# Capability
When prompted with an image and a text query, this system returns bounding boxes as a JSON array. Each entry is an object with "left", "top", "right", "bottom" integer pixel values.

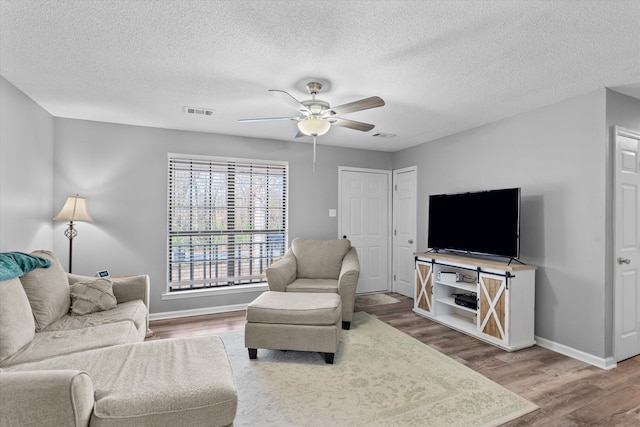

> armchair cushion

[
  {"left": 0, "top": 278, "right": 35, "bottom": 363},
  {"left": 70, "top": 278, "right": 117, "bottom": 316},
  {"left": 291, "top": 238, "right": 351, "bottom": 279},
  {"left": 20, "top": 250, "right": 70, "bottom": 332}
]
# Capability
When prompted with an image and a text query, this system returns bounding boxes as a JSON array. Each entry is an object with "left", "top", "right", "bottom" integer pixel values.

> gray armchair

[{"left": 265, "top": 237, "right": 360, "bottom": 329}]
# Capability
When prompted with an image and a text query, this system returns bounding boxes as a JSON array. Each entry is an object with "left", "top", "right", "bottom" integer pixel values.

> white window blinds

[{"left": 168, "top": 154, "right": 287, "bottom": 292}]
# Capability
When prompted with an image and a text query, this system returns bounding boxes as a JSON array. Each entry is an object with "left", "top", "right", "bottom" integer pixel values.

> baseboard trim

[
  {"left": 534, "top": 335, "right": 617, "bottom": 370},
  {"left": 149, "top": 303, "right": 248, "bottom": 321}
]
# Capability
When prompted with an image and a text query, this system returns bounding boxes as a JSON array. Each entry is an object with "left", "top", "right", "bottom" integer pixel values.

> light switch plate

[{"left": 329, "top": 209, "right": 336, "bottom": 217}]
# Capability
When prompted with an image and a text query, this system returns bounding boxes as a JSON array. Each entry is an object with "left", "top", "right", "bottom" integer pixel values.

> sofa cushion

[
  {"left": 70, "top": 277, "right": 117, "bottom": 316},
  {"left": 291, "top": 238, "right": 351, "bottom": 279},
  {"left": 0, "top": 321, "right": 140, "bottom": 368},
  {"left": 46, "top": 300, "right": 147, "bottom": 334},
  {"left": 0, "top": 278, "right": 35, "bottom": 363},
  {"left": 19, "top": 250, "right": 71, "bottom": 332}
]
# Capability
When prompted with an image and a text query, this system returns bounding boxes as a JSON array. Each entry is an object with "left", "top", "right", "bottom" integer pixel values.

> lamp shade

[
  {"left": 53, "top": 196, "right": 94, "bottom": 222},
  {"left": 297, "top": 117, "right": 331, "bottom": 136}
]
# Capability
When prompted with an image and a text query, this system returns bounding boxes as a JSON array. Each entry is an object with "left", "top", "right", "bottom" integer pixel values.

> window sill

[{"left": 162, "top": 282, "right": 269, "bottom": 300}]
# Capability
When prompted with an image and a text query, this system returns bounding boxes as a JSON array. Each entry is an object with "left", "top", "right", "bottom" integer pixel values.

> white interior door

[
  {"left": 614, "top": 126, "right": 640, "bottom": 362},
  {"left": 392, "top": 167, "right": 417, "bottom": 297},
  {"left": 339, "top": 167, "right": 391, "bottom": 294}
]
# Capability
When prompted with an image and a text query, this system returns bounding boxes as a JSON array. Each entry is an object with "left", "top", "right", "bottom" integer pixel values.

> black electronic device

[
  {"left": 453, "top": 293, "right": 477, "bottom": 310},
  {"left": 427, "top": 187, "right": 521, "bottom": 259}
]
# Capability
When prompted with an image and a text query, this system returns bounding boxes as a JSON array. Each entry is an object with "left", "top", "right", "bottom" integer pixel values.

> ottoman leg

[
  {"left": 325, "top": 353, "right": 335, "bottom": 364},
  {"left": 248, "top": 348, "right": 257, "bottom": 359}
]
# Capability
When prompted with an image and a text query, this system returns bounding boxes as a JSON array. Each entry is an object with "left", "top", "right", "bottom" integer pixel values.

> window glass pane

[{"left": 168, "top": 155, "right": 287, "bottom": 292}]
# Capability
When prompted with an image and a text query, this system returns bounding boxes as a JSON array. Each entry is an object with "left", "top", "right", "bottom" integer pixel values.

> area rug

[
  {"left": 354, "top": 293, "right": 400, "bottom": 307},
  {"left": 218, "top": 312, "right": 537, "bottom": 427}
]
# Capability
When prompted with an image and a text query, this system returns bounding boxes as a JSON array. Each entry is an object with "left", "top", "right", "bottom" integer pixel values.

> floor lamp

[{"left": 53, "top": 195, "right": 94, "bottom": 273}]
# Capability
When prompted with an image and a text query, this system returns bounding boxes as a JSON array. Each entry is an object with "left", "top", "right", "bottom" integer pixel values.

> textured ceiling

[{"left": 1, "top": 0, "right": 639, "bottom": 152}]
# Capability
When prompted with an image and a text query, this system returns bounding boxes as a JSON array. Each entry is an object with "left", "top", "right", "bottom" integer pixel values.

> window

[{"left": 167, "top": 154, "right": 287, "bottom": 292}]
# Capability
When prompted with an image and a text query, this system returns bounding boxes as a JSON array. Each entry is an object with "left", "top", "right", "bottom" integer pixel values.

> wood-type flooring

[{"left": 149, "top": 292, "right": 640, "bottom": 426}]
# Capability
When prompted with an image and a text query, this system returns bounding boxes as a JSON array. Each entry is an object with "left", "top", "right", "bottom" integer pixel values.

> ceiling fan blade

[
  {"left": 269, "top": 89, "right": 310, "bottom": 113},
  {"left": 238, "top": 116, "right": 299, "bottom": 123},
  {"left": 329, "top": 118, "right": 375, "bottom": 132},
  {"left": 326, "top": 96, "right": 385, "bottom": 116}
]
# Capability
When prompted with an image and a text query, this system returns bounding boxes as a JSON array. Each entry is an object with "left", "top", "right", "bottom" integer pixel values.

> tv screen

[{"left": 427, "top": 187, "right": 521, "bottom": 258}]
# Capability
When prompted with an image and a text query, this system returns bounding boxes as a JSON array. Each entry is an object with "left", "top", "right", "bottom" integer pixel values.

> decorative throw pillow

[{"left": 70, "top": 278, "right": 118, "bottom": 316}]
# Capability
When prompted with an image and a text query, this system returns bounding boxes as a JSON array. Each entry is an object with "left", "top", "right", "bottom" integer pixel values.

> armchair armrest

[
  {"left": 338, "top": 247, "right": 360, "bottom": 323},
  {"left": 265, "top": 250, "right": 297, "bottom": 292},
  {"left": 0, "top": 370, "right": 94, "bottom": 426}
]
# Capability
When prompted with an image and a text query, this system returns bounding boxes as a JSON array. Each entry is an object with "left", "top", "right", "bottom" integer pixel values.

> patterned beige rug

[
  {"left": 219, "top": 312, "right": 537, "bottom": 427},
  {"left": 354, "top": 293, "right": 400, "bottom": 307}
]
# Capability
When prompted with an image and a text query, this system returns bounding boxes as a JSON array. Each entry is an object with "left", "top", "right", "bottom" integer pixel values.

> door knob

[
  {"left": 408, "top": 239, "right": 414, "bottom": 244},
  {"left": 618, "top": 257, "right": 631, "bottom": 265}
]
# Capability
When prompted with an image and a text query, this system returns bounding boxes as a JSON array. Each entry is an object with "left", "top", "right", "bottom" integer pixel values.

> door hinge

[{"left": 394, "top": 184, "right": 398, "bottom": 191}]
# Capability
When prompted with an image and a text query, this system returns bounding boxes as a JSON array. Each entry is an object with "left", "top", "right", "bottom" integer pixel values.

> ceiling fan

[{"left": 239, "top": 81, "right": 385, "bottom": 137}]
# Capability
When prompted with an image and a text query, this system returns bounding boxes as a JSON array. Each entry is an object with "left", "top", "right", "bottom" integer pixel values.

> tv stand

[{"left": 414, "top": 252, "right": 537, "bottom": 351}]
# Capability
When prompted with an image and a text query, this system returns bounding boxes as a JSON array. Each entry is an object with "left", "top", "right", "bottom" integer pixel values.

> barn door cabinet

[{"left": 414, "top": 252, "right": 537, "bottom": 351}]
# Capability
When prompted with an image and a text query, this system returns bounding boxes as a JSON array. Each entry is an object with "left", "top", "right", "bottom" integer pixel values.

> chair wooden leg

[
  {"left": 325, "top": 353, "right": 335, "bottom": 364},
  {"left": 248, "top": 348, "right": 257, "bottom": 359},
  {"left": 342, "top": 321, "right": 351, "bottom": 330}
]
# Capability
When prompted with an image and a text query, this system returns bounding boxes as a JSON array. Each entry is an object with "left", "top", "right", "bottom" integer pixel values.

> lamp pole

[{"left": 64, "top": 220, "right": 78, "bottom": 273}]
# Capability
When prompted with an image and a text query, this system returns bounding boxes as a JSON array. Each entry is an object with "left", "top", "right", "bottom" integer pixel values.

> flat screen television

[{"left": 427, "top": 187, "right": 521, "bottom": 259}]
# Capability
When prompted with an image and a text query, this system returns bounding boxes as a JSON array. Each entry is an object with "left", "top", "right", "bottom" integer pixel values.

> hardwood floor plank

[{"left": 148, "top": 292, "right": 640, "bottom": 426}]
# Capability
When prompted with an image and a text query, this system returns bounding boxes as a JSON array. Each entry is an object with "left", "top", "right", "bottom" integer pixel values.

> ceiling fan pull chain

[{"left": 313, "top": 135, "right": 317, "bottom": 173}]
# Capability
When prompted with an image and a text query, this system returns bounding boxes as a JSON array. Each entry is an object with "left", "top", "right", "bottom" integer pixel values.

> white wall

[
  {"left": 53, "top": 118, "right": 392, "bottom": 315},
  {"left": 392, "top": 89, "right": 610, "bottom": 359},
  {"left": 0, "top": 76, "right": 54, "bottom": 251}
]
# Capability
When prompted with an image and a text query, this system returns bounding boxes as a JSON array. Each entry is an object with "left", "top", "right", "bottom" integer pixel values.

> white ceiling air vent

[
  {"left": 372, "top": 132, "right": 396, "bottom": 138},
  {"left": 184, "top": 106, "right": 214, "bottom": 116}
]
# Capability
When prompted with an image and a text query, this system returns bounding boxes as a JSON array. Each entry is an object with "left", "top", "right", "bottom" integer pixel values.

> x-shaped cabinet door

[
  {"left": 478, "top": 273, "right": 510, "bottom": 343},
  {"left": 415, "top": 261, "right": 433, "bottom": 314}
]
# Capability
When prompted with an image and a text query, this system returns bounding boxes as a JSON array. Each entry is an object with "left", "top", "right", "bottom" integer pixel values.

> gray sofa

[
  {"left": 265, "top": 238, "right": 360, "bottom": 329},
  {"left": 0, "top": 250, "right": 237, "bottom": 427}
]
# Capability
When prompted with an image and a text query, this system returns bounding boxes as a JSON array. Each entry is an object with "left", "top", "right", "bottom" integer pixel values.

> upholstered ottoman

[{"left": 245, "top": 291, "right": 342, "bottom": 364}]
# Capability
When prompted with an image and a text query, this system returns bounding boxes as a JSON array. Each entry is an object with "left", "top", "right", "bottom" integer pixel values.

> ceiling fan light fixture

[{"left": 297, "top": 117, "right": 331, "bottom": 136}]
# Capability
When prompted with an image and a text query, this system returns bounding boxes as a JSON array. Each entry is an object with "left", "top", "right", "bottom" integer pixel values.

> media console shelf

[{"left": 414, "top": 252, "right": 537, "bottom": 351}]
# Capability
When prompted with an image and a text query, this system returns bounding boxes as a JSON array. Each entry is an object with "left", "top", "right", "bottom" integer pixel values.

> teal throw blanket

[{"left": 0, "top": 252, "right": 51, "bottom": 281}]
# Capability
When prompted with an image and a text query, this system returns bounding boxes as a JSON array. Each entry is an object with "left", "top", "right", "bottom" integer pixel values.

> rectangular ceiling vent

[
  {"left": 184, "top": 106, "right": 214, "bottom": 116},
  {"left": 372, "top": 132, "right": 396, "bottom": 139}
]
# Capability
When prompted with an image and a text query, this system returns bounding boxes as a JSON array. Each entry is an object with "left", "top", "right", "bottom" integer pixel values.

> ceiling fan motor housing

[{"left": 306, "top": 81, "right": 323, "bottom": 95}]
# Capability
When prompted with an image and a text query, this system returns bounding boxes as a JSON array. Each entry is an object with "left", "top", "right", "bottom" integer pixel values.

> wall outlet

[{"left": 329, "top": 209, "right": 337, "bottom": 217}]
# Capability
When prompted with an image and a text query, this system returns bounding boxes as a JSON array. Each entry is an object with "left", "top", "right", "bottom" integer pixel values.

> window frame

[{"left": 165, "top": 153, "right": 288, "bottom": 296}]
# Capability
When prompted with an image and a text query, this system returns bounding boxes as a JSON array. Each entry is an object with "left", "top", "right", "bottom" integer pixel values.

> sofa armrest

[
  {"left": 0, "top": 370, "right": 94, "bottom": 427},
  {"left": 265, "top": 251, "right": 297, "bottom": 292},
  {"left": 338, "top": 247, "right": 360, "bottom": 323}
]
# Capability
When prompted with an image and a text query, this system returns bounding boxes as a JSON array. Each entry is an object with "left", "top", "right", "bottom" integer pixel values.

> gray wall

[
  {"left": 52, "top": 118, "right": 392, "bottom": 315},
  {"left": 392, "top": 89, "right": 610, "bottom": 358},
  {"left": 0, "top": 76, "right": 54, "bottom": 251}
]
